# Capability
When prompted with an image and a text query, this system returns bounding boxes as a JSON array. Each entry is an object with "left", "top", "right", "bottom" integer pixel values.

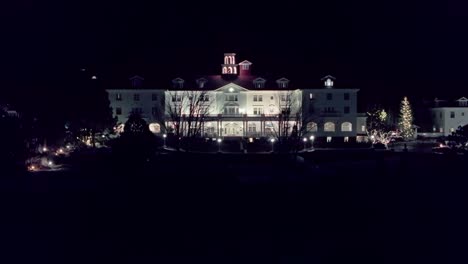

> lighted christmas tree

[{"left": 399, "top": 96, "right": 414, "bottom": 140}]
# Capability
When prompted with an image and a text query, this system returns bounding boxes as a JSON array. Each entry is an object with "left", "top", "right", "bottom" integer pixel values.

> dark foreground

[{"left": 1, "top": 151, "right": 468, "bottom": 263}]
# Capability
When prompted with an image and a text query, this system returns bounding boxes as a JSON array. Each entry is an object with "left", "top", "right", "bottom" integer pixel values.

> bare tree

[
  {"left": 165, "top": 90, "right": 213, "bottom": 149},
  {"left": 267, "top": 90, "right": 304, "bottom": 152}
]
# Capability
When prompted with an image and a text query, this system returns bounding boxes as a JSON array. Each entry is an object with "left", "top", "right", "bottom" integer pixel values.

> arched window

[
  {"left": 224, "top": 57, "right": 229, "bottom": 64},
  {"left": 341, "top": 122, "right": 352, "bottom": 132},
  {"left": 307, "top": 122, "right": 317, "bottom": 132},
  {"left": 233, "top": 67, "right": 237, "bottom": 74},
  {"left": 324, "top": 122, "right": 335, "bottom": 132},
  {"left": 149, "top": 123, "right": 161, "bottom": 133},
  {"left": 222, "top": 67, "right": 227, "bottom": 74},
  {"left": 228, "top": 67, "right": 233, "bottom": 74}
]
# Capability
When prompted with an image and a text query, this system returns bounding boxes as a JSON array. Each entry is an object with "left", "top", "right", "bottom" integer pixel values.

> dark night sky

[{"left": 2, "top": 0, "right": 468, "bottom": 112}]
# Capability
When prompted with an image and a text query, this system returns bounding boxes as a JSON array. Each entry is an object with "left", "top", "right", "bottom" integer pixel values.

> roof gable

[{"left": 214, "top": 82, "right": 249, "bottom": 92}]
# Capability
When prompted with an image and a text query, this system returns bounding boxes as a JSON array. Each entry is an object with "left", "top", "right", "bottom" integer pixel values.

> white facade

[
  {"left": 106, "top": 54, "right": 365, "bottom": 142},
  {"left": 431, "top": 106, "right": 468, "bottom": 136}
]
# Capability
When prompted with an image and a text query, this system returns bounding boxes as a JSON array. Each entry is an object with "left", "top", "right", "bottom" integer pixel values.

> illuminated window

[
  {"left": 440, "top": 127, "right": 443, "bottom": 132},
  {"left": 451, "top": 128, "right": 455, "bottom": 132},
  {"left": 341, "top": 122, "right": 352, "bottom": 132},
  {"left": 226, "top": 95, "right": 238, "bottom": 101},
  {"left": 116, "top": 93, "right": 122, "bottom": 101},
  {"left": 133, "top": 94, "right": 140, "bottom": 101},
  {"left": 253, "top": 107, "right": 263, "bottom": 115},
  {"left": 309, "top": 93, "right": 314, "bottom": 100},
  {"left": 116, "top": 107, "right": 122, "bottom": 115},
  {"left": 224, "top": 106, "right": 239, "bottom": 115},
  {"left": 344, "top": 137, "right": 349, "bottom": 142},
  {"left": 361, "top": 125, "right": 366, "bottom": 132},
  {"left": 327, "top": 137, "right": 332, "bottom": 143},
  {"left": 149, "top": 123, "right": 161, "bottom": 133},
  {"left": 324, "top": 122, "right": 335, "bottom": 132},
  {"left": 281, "top": 94, "right": 290, "bottom": 102},
  {"left": 248, "top": 123, "right": 257, "bottom": 132},
  {"left": 307, "top": 122, "right": 317, "bottom": 132}
]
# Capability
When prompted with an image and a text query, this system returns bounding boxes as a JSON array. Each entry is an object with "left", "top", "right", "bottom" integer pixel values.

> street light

[
  {"left": 163, "top": 134, "right": 167, "bottom": 148},
  {"left": 309, "top": 135, "right": 315, "bottom": 149},
  {"left": 270, "top": 138, "right": 275, "bottom": 152},
  {"left": 217, "top": 138, "right": 222, "bottom": 152},
  {"left": 303, "top": 137, "right": 307, "bottom": 150}
]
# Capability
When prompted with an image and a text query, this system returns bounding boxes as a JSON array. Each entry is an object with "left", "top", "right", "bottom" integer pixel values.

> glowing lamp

[
  {"left": 229, "top": 87, "right": 234, "bottom": 92},
  {"left": 163, "top": 134, "right": 167, "bottom": 138},
  {"left": 270, "top": 138, "right": 275, "bottom": 143},
  {"left": 42, "top": 147, "right": 48, "bottom": 152},
  {"left": 310, "top": 135, "right": 315, "bottom": 140},
  {"left": 303, "top": 138, "right": 307, "bottom": 142},
  {"left": 217, "top": 138, "right": 222, "bottom": 143}
]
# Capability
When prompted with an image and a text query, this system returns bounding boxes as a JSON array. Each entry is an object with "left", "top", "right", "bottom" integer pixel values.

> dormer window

[
  {"left": 456, "top": 97, "right": 468, "bottom": 107},
  {"left": 130, "top": 75, "right": 144, "bottom": 88},
  {"left": 253, "top": 77, "right": 266, "bottom": 89},
  {"left": 321, "top": 75, "right": 336, "bottom": 88},
  {"left": 172, "top": 78, "right": 184, "bottom": 89},
  {"left": 196, "top": 78, "right": 207, "bottom": 89},
  {"left": 276, "top": 78, "right": 290, "bottom": 89}
]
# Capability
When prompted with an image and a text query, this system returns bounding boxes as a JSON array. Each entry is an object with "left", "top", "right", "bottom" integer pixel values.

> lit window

[
  {"left": 327, "top": 137, "right": 332, "bottom": 143},
  {"left": 440, "top": 127, "right": 444, "bottom": 132},
  {"left": 248, "top": 123, "right": 257, "bottom": 132},
  {"left": 451, "top": 128, "right": 455, "bottom": 132},
  {"left": 253, "top": 107, "right": 263, "bottom": 115},
  {"left": 116, "top": 93, "right": 122, "bottom": 101},
  {"left": 361, "top": 125, "right": 366, "bottom": 132},
  {"left": 324, "top": 122, "right": 335, "bottom": 132},
  {"left": 116, "top": 107, "right": 122, "bottom": 115},
  {"left": 134, "top": 94, "right": 140, "bottom": 101},
  {"left": 149, "top": 123, "right": 161, "bottom": 133},
  {"left": 341, "top": 122, "right": 352, "bottom": 132},
  {"left": 309, "top": 93, "right": 314, "bottom": 100},
  {"left": 344, "top": 137, "right": 349, "bottom": 142},
  {"left": 226, "top": 95, "right": 238, "bottom": 101},
  {"left": 307, "top": 122, "right": 318, "bottom": 132}
]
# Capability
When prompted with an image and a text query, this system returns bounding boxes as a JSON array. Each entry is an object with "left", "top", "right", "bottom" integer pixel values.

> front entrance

[{"left": 224, "top": 122, "right": 243, "bottom": 137}]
